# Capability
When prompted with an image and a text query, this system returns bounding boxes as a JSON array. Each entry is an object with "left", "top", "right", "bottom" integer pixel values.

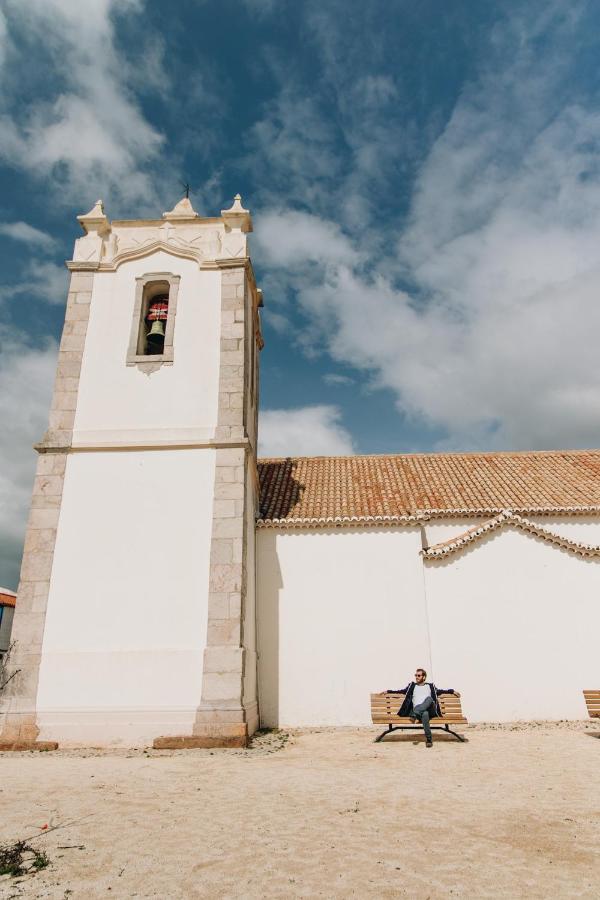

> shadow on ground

[{"left": 375, "top": 731, "right": 469, "bottom": 744}]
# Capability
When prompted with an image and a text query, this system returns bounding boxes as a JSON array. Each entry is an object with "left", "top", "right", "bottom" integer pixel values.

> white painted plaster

[
  {"left": 424, "top": 526, "right": 600, "bottom": 721},
  {"left": 36, "top": 449, "right": 215, "bottom": 746},
  {"left": 424, "top": 516, "right": 600, "bottom": 548},
  {"left": 257, "top": 527, "right": 428, "bottom": 727},
  {"left": 526, "top": 517, "right": 600, "bottom": 543},
  {"left": 73, "top": 252, "right": 221, "bottom": 439},
  {"left": 423, "top": 519, "right": 481, "bottom": 545}
]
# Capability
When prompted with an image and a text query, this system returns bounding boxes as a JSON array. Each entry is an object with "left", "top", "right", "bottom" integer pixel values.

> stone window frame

[{"left": 126, "top": 272, "right": 180, "bottom": 371}]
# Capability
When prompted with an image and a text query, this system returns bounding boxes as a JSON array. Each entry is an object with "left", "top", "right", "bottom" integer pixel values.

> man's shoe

[{"left": 426, "top": 740, "right": 433, "bottom": 748}]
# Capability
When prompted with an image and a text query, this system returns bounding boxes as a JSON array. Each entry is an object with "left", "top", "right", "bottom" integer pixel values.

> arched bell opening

[{"left": 137, "top": 281, "right": 170, "bottom": 356}]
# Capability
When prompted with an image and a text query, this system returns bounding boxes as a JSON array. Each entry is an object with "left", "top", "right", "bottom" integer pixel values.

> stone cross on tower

[{"left": 0, "top": 194, "right": 264, "bottom": 750}]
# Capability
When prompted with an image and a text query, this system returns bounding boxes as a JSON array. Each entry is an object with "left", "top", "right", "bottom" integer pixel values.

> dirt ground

[{"left": 1, "top": 723, "right": 599, "bottom": 899}]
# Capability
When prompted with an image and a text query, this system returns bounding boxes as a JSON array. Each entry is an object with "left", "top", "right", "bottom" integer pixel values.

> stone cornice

[
  {"left": 110, "top": 217, "right": 222, "bottom": 227},
  {"left": 35, "top": 437, "right": 254, "bottom": 454}
]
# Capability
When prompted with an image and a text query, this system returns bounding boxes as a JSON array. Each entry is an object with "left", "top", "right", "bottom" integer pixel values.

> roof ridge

[{"left": 258, "top": 448, "right": 600, "bottom": 464}]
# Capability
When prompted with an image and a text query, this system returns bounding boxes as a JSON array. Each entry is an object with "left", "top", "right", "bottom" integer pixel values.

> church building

[{"left": 2, "top": 196, "right": 600, "bottom": 749}]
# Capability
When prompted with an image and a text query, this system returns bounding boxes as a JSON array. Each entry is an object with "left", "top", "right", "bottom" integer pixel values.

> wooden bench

[
  {"left": 583, "top": 690, "right": 600, "bottom": 719},
  {"left": 371, "top": 691, "right": 468, "bottom": 743}
]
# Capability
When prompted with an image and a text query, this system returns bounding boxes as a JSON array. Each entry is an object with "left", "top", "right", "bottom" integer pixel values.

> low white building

[
  {"left": 257, "top": 455, "right": 600, "bottom": 726},
  {"left": 1, "top": 196, "right": 599, "bottom": 749}
]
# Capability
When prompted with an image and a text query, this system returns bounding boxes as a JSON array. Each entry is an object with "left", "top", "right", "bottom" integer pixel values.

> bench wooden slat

[
  {"left": 371, "top": 706, "right": 462, "bottom": 716},
  {"left": 372, "top": 718, "right": 467, "bottom": 725},
  {"left": 583, "top": 690, "right": 600, "bottom": 719},
  {"left": 372, "top": 712, "right": 467, "bottom": 719}
]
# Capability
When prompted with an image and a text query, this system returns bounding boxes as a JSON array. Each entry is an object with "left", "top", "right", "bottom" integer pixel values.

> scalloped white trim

[{"left": 421, "top": 510, "right": 600, "bottom": 560}]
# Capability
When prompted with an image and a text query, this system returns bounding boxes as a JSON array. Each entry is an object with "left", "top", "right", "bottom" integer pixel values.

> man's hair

[{"left": 416, "top": 668, "right": 427, "bottom": 678}]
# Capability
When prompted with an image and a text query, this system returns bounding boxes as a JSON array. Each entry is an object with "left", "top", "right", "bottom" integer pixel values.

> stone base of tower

[
  {"left": 0, "top": 740, "right": 59, "bottom": 751},
  {"left": 153, "top": 727, "right": 247, "bottom": 750},
  {"left": 153, "top": 701, "right": 259, "bottom": 750},
  {"left": 0, "top": 711, "right": 58, "bottom": 751}
]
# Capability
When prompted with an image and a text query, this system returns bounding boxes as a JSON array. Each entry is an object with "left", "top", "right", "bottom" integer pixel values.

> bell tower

[{"left": 0, "top": 194, "right": 263, "bottom": 748}]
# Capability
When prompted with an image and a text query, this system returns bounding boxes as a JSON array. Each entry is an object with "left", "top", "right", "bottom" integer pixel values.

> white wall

[
  {"left": 36, "top": 448, "right": 215, "bottom": 746},
  {"left": 424, "top": 525, "right": 600, "bottom": 721},
  {"left": 73, "top": 251, "right": 221, "bottom": 443},
  {"left": 257, "top": 519, "right": 600, "bottom": 726},
  {"left": 257, "top": 527, "right": 428, "bottom": 727}
]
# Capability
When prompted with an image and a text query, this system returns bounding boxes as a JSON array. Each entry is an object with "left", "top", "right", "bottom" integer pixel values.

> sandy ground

[{"left": 1, "top": 724, "right": 599, "bottom": 899}]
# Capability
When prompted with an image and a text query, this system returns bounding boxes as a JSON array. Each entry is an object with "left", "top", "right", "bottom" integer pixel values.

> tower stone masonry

[{"left": 0, "top": 194, "right": 263, "bottom": 749}]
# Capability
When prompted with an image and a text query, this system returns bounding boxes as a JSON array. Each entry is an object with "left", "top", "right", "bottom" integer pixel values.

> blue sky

[{"left": 1, "top": 0, "right": 600, "bottom": 586}]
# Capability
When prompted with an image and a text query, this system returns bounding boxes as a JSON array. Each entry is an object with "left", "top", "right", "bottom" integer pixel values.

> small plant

[{"left": 0, "top": 840, "right": 50, "bottom": 878}]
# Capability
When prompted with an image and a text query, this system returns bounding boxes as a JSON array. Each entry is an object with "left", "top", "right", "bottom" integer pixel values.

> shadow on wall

[
  {"left": 256, "top": 529, "right": 283, "bottom": 728},
  {"left": 258, "top": 458, "right": 305, "bottom": 521}
]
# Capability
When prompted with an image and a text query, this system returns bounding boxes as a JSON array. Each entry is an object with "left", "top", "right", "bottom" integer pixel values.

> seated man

[{"left": 388, "top": 668, "right": 459, "bottom": 747}]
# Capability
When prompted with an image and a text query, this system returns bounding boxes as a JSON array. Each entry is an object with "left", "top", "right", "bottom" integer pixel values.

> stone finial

[
  {"left": 77, "top": 200, "right": 110, "bottom": 236},
  {"left": 163, "top": 195, "right": 200, "bottom": 221},
  {"left": 221, "top": 194, "right": 252, "bottom": 233}
]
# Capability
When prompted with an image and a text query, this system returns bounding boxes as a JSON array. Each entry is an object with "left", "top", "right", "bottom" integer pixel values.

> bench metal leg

[
  {"left": 375, "top": 724, "right": 465, "bottom": 743},
  {"left": 443, "top": 723, "right": 466, "bottom": 742},
  {"left": 375, "top": 725, "right": 394, "bottom": 743}
]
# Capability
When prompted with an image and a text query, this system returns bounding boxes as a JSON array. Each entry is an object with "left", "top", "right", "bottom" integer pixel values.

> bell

[{"left": 146, "top": 319, "right": 165, "bottom": 352}]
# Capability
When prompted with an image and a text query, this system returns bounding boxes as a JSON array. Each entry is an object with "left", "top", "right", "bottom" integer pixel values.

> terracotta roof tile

[
  {"left": 257, "top": 450, "right": 600, "bottom": 527},
  {"left": 0, "top": 588, "right": 16, "bottom": 608}
]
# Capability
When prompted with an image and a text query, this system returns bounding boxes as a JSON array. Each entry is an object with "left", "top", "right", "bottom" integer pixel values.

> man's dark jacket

[{"left": 387, "top": 682, "right": 455, "bottom": 718}]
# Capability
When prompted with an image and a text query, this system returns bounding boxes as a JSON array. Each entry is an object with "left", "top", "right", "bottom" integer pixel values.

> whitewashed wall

[
  {"left": 37, "top": 448, "right": 215, "bottom": 746},
  {"left": 73, "top": 251, "right": 221, "bottom": 446},
  {"left": 423, "top": 521, "right": 600, "bottom": 721},
  {"left": 257, "top": 519, "right": 600, "bottom": 726},
  {"left": 257, "top": 527, "right": 428, "bottom": 727}
]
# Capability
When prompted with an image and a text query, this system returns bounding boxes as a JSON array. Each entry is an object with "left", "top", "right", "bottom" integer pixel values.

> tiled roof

[
  {"left": 422, "top": 511, "right": 600, "bottom": 560},
  {"left": 0, "top": 588, "right": 16, "bottom": 608},
  {"left": 257, "top": 450, "right": 600, "bottom": 528}
]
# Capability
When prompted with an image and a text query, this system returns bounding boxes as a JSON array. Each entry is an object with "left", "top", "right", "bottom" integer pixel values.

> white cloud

[
  {"left": 254, "top": 209, "right": 357, "bottom": 268},
  {"left": 0, "top": 9, "right": 7, "bottom": 70},
  {"left": 259, "top": 405, "right": 355, "bottom": 457},
  {"left": 0, "top": 333, "right": 57, "bottom": 589},
  {"left": 0, "top": 260, "right": 68, "bottom": 306},
  {"left": 323, "top": 372, "right": 354, "bottom": 387},
  {"left": 255, "top": 7, "right": 600, "bottom": 451},
  {"left": 248, "top": 91, "right": 341, "bottom": 211},
  {"left": 0, "top": 221, "right": 56, "bottom": 250},
  {"left": 0, "top": 0, "right": 164, "bottom": 209}
]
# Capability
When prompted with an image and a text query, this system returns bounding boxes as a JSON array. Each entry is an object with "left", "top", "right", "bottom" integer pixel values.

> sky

[{"left": 1, "top": 0, "right": 600, "bottom": 587}]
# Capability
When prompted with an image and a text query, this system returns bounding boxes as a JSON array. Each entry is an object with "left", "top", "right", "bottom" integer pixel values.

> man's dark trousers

[{"left": 412, "top": 696, "right": 434, "bottom": 742}]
